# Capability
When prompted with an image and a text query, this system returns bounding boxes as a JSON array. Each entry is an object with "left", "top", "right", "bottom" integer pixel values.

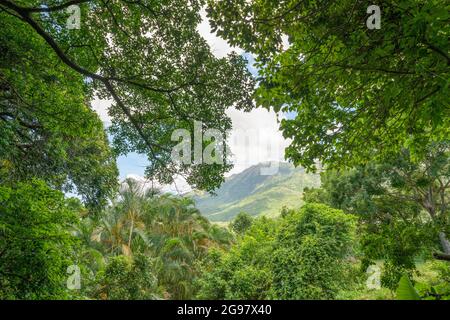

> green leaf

[{"left": 396, "top": 275, "right": 421, "bottom": 300}]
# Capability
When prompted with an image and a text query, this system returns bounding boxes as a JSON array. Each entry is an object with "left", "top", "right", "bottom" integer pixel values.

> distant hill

[{"left": 190, "top": 162, "right": 320, "bottom": 222}]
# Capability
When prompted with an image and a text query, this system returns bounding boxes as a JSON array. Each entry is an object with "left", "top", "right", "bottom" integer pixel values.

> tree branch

[
  {"left": 433, "top": 252, "right": 450, "bottom": 262},
  {"left": 14, "top": 0, "right": 92, "bottom": 13},
  {"left": 423, "top": 41, "right": 450, "bottom": 66},
  {"left": 0, "top": 0, "right": 178, "bottom": 157}
]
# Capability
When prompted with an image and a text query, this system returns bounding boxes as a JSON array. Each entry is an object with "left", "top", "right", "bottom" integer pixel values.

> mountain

[{"left": 190, "top": 162, "right": 321, "bottom": 222}]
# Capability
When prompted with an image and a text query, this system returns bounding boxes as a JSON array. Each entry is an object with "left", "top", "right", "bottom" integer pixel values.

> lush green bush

[
  {"left": 0, "top": 180, "right": 79, "bottom": 299},
  {"left": 271, "top": 203, "right": 357, "bottom": 299},
  {"left": 96, "top": 254, "right": 160, "bottom": 300},
  {"left": 197, "top": 204, "right": 357, "bottom": 300},
  {"left": 230, "top": 212, "right": 253, "bottom": 235}
]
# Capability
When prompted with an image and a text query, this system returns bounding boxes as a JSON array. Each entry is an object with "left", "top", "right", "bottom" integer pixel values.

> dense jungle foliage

[{"left": 0, "top": 0, "right": 448, "bottom": 300}]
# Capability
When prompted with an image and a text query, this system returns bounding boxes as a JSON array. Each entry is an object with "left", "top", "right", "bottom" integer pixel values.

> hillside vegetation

[{"left": 191, "top": 162, "right": 320, "bottom": 221}]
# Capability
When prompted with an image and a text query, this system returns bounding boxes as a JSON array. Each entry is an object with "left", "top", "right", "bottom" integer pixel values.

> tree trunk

[
  {"left": 433, "top": 252, "right": 450, "bottom": 261},
  {"left": 128, "top": 217, "right": 134, "bottom": 249}
]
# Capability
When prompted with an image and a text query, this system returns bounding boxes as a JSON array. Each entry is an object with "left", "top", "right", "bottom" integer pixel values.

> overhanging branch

[
  {"left": 0, "top": 0, "right": 176, "bottom": 156},
  {"left": 11, "top": 0, "right": 93, "bottom": 13}
]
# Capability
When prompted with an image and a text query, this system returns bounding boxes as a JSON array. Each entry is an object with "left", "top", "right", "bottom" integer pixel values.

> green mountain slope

[{"left": 190, "top": 162, "right": 320, "bottom": 221}]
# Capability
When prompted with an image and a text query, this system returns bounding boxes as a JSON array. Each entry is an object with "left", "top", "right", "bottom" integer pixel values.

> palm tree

[
  {"left": 140, "top": 194, "right": 233, "bottom": 299},
  {"left": 119, "top": 178, "right": 147, "bottom": 253},
  {"left": 75, "top": 217, "right": 106, "bottom": 268},
  {"left": 95, "top": 178, "right": 154, "bottom": 256},
  {"left": 87, "top": 178, "right": 234, "bottom": 299}
]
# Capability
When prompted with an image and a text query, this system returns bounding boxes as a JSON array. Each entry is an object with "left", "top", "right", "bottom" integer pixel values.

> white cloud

[
  {"left": 196, "top": 8, "right": 243, "bottom": 58},
  {"left": 226, "top": 107, "right": 289, "bottom": 175},
  {"left": 124, "top": 174, "right": 191, "bottom": 195},
  {"left": 197, "top": 9, "right": 289, "bottom": 175},
  {"left": 91, "top": 96, "right": 112, "bottom": 125}
]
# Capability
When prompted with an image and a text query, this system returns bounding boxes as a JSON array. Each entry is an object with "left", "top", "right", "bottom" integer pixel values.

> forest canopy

[
  {"left": 0, "top": 0, "right": 449, "bottom": 301},
  {"left": 207, "top": 0, "right": 449, "bottom": 169},
  {"left": 0, "top": 0, "right": 255, "bottom": 193}
]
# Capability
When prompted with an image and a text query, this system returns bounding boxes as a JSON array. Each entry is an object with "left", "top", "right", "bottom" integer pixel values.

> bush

[
  {"left": 0, "top": 180, "right": 79, "bottom": 299},
  {"left": 197, "top": 204, "right": 357, "bottom": 300},
  {"left": 271, "top": 203, "right": 357, "bottom": 299},
  {"left": 96, "top": 253, "right": 160, "bottom": 300},
  {"left": 230, "top": 212, "right": 253, "bottom": 235}
]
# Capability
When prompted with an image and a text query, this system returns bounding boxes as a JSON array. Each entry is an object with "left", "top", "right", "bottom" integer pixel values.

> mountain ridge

[{"left": 190, "top": 162, "right": 320, "bottom": 221}]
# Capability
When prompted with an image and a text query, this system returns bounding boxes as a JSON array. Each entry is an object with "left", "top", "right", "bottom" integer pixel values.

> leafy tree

[
  {"left": 230, "top": 211, "right": 253, "bottom": 235},
  {"left": 0, "top": 180, "right": 80, "bottom": 299},
  {"left": 197, "top": 205, "right": 356, "bottom": 299},
  {"left": 271, "top": 203, "right": 357, "bottom": 299},
  {"left": 0, "top": 13, "right": 118, "bottom": 210},
  {"left": 196, "top": 217, "right": 277, "bottom": 299},
  {"left": 206, "top": 0, "right": 449, "bottom": 169},
  {"left": 0, "top": 0, "right": 255, "bottom": 191},
  {"left": 95, "top": 253, "right": 160, "bottom": 300},
  {"left": 303, "top": 143, "right": 450, "bottom": 288}
]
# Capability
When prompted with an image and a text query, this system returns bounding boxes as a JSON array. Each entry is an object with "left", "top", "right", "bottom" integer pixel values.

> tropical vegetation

[{"left": 0, "top": 0, "right": 448, "bottom": 300}]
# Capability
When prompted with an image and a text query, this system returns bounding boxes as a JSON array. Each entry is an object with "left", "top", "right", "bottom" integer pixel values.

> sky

[{"left": 91, "top": 10, "right": 290, "bottom": 192}]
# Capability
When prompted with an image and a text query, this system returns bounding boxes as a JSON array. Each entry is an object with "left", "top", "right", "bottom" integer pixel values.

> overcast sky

[{"left": 91, "top": 10, "right": 289, "bottom": 192}]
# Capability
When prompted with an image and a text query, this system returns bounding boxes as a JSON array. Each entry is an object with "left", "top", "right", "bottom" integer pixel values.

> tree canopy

[
  {"left": 206, "top": 0, "right": 449, "bottom": 169},
  {"left": 0, "top": 180, "right": 79, "bottom": 299},
  {"left": 303, "top": 142, "right": 450, "bottom": 287},
  {"left": 0, "top": 12, "right": 118, "bottom": 210},
  {"left": 0, "top": 0, "right": 448, "bottom": 302},
  {"left": 0, "top": 0, "right": 255, "bottom": 192}
]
